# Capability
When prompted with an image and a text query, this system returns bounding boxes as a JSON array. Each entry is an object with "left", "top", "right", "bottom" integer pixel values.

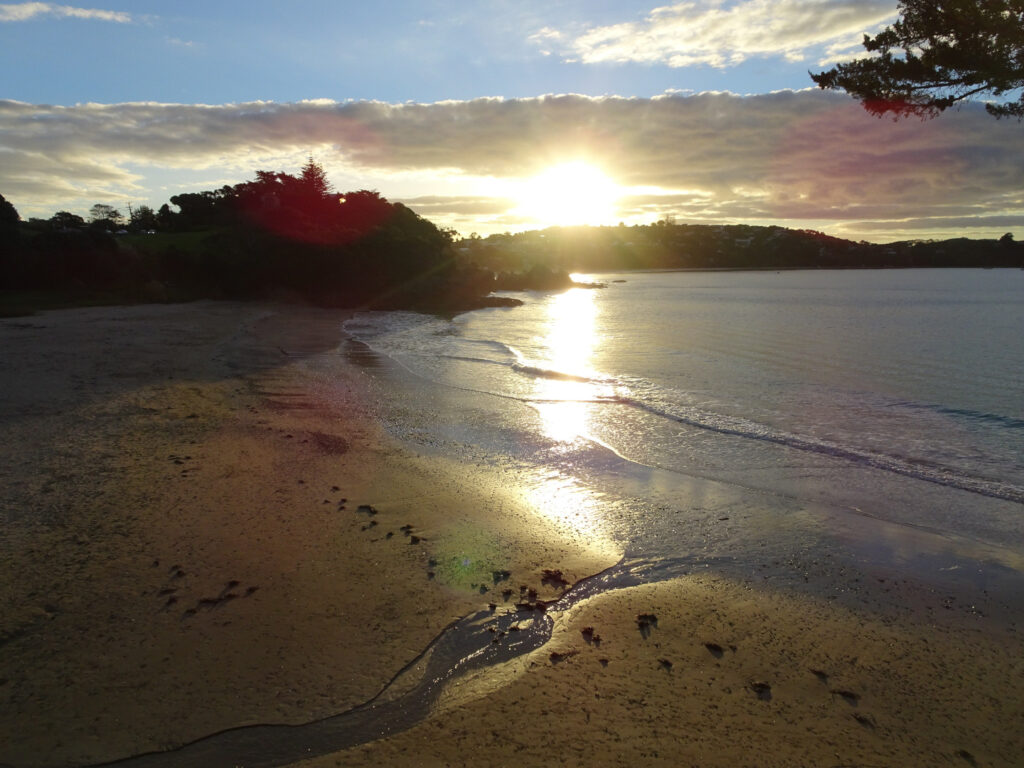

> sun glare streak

[
  {"left": 514, "top": 162, "right": 621, "bottom": 227},
  {"left": 522, "top": 469, "right": 609, "bottom": 544},
  {"left": 531, "top": 287, "right": 613, "bottom": 444},
  {"left": 521, "top": 288, "right": 619, "bottom": 546}
]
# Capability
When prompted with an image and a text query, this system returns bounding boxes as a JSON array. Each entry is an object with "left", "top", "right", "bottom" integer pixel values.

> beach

[{"left": 1, "top": 300, "right": 1022, "bottom": 768}]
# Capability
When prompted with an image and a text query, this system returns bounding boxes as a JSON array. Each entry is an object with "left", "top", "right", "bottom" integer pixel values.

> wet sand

[{"left": 1, "top": 303, "right": 1022, "bottom": 767}]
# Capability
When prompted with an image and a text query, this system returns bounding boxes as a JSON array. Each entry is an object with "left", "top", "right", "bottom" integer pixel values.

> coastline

[{"left": 2, "top": 301, "right": 1021, "bottom": 767}]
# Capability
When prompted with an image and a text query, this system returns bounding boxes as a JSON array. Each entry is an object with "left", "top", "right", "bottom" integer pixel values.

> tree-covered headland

[
  {"left": 0, "top": 160, "right": 506, "bottom": 313},
  {"left": 461, "top": 223, "right": 1022, "bottom": 276},
  {"left": 1, "top": 159, "right": 1022, "bottom": 317}
]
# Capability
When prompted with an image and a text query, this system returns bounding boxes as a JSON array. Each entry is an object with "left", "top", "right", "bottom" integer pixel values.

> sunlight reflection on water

[
  {"left": 530, "top": 287, "right": 614, "bottom": 444},
  {"left": 520, "top": 288, "right": 620, "bottom": 546},
  {"left": 522, "top": 468, "right": 611, "bottom": 546}
]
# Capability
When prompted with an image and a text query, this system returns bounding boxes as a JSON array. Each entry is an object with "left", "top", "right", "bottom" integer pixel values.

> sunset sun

[{"left": 514, "top": 162, "right": 621, "bottom": 227}]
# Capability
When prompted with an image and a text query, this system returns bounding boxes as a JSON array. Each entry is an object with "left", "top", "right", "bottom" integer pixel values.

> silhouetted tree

[
  {"left": 88, "top": 203, "right": 124, "bottom": 229},
  {"left": 299, "top": 157, "right": 332, "bottom": 197},
  {"left": 0, "top": 192, "right": 18, "bottom": 233},
  {"left": 129, "top": 204, "right": 159, "bottom": 232},
  {"left": 0, "top": 193, "right": 21, "bottom": 276},
  {"left": 0, "top": 194, "right": 21, "bottom": 288},
  {"left": 50, "top": 211, "right": 86, "bottom": 229},
  {"left": 812, "top": 0, "right": 1024, "bottom": 119}
]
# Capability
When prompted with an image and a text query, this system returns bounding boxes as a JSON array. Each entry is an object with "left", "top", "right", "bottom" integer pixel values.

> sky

[{"left": 1, "top": 0, "right": 1022, "bottom": 242}]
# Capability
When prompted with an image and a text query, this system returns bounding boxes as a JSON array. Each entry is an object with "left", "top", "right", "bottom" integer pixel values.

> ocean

[{"left": 344, "top": 269, "right": 1024, "bottom": 589}]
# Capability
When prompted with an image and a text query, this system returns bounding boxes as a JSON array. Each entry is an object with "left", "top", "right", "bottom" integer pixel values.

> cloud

[
  {"left": 397, "top": 196, "right": 516, "bottom": 216},
  {"left": 0, "top": 91, "right": 1021, "bottom": 240},
  {"left": 546, "top": 0, "right": 894, "bottom": 68},
  {"left": 0, "top": 2, "right": 132, "bottom": 23}
]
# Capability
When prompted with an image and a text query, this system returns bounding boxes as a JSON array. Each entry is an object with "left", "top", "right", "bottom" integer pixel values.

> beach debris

[
  {"left": 704, "top": 642, "right": 725, "bottom": 658},
  {"left": 331, "top": 486, "right": 340, "bottom": 492},
  {"left": 598, "top": 658, "right": 609, "bottom": 667},
  {"left": 541, "top": 569, "right": 570, "bottom": 589},
  {"left": 488, "top": 603, "right": 497, "bottom": 612},
  {"left": 181, "top": 582, "right": 260, "bottom": 617},
  {"left": 501, "top": 589, "right": 513, "bottom": 602},
  {"left": 492, "top": 569, "right": 511, "bottom": 585},
  {"left": 810, "top": 669, "right": 829, "bottom": 684},
  {"left": 581, "top": 626, "right": 602, "bottom": 646},
  {"left": 831, "top": 689, "right": 860, "bottom": 706},
  {"left": 749, "top": 681, "right": 772, "bottom": 701},
  {"left": 853, "top": 713, "right": 876, "bottom": 730},
  {"left": 956, "top": 749, "right": 978, "bottom": 766},
  {"left": 356, "top": 504, "right": 378, "bottom": 516},
  {"left": 636, "top": 613, "right": 658, "bottom": 638},
  {"left": 658, "top": 658, "right": 673, "bottom": 671},
  {"left": 400, "top": 524, "right": 413, "bottom": 535},
  {"left": 549, "top": 650, "right": 578, "bottom": 664},
  {"left": 361, "top": 520, "right": 378, "bottom": 531},
  {"left": 527, "top": 588, "right": 538, "bottom": 601},
  {"left": 385, "top": 531, "right": 394, "bottom": 539},
  {"left": 409, "top": 535, "right": 421, "bottom": 545},
  {"left": 515, "top": 601, "right": 549, "bottom": 612},
  {"left": 477, "top": 584, "right": 488, "bottom": 594}
]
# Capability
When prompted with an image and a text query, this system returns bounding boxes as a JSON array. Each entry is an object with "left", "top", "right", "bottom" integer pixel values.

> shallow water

[
  {"left": 78, "top": 272, "right": 1024, "bottom": 767},
  {"left": 346, "top": 269, "right": 1024, "bottom": 580}
]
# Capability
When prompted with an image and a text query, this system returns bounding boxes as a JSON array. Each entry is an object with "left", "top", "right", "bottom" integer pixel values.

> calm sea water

[{"left": 344, "top": 269, "right": 1024, "bottom": 579}]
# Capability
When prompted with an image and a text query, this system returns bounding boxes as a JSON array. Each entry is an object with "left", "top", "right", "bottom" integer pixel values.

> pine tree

[
  {"left": 812, "top": 0, "right": 1024, "bottom": 120},
  {"left": 299, "top": 157, "right": 332, "bottom": 197}
]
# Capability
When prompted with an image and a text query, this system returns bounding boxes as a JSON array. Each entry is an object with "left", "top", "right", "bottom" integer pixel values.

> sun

[{"left": 514, "top": 162, "right": 621, "bottom": 227}]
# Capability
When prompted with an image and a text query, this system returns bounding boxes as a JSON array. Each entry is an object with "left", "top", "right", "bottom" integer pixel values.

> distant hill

[{"left": 454, "top": 224, "right": 1024, "bottom": 273}]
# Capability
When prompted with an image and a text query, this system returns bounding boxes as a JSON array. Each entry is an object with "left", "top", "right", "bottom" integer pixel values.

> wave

[
  {"left": 607, "top": 394, "right": 1024, "bottom": 505},
  {"left": 892, "top": 400, "right": 1024, "bottom": 431},
  {"left": 343, "top": 311, "right": 1024, "bottom": 506},
  {"left": 511, "top": 363, "right": 603, "bottom": 384}
]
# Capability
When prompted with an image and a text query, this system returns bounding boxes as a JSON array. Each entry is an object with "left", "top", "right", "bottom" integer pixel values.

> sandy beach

[{"left": 1, "top": 302, "right": 1022, "bottom": 768}]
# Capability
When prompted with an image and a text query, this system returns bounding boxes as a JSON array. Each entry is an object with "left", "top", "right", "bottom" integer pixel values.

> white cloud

[
  {"left": 546, "top": 0, "right": 895, "bottom": 68},
  {"left": 0, "top": 92, "right": 1020, "bottom": 241},
  {"left": 0, "top": 2, "right": 131, "bottom": 23}
]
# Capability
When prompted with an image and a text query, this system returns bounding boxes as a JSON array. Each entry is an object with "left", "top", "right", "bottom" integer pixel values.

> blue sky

[
  {"left": 2, "top": 1, "right": 855, "bottom": 104},
  {"left": 2, "top": 0, "right": 1022, "bottom": 241}
]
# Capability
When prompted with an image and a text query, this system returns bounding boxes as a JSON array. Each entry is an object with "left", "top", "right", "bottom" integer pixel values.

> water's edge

[{"left": 79, "top": 556, "right": 704, "bottom": 768}]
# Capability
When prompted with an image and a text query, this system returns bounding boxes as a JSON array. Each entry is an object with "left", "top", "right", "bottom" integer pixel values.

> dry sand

[{"left": 1, "top": 302, "right": 1021, "bottom": 768}]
